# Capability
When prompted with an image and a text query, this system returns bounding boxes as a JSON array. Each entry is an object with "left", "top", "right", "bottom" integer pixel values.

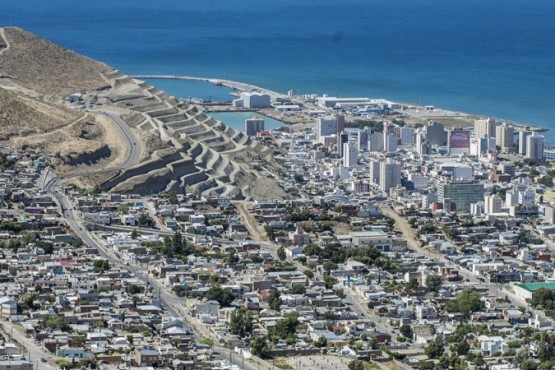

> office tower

[
  {"left": 495, "top": 123, "right": 514, "bottom": 153},
  {"left": 474, "top": 118, "right": 496, "bottom": 139},
  {"left": 379, "top": 160, "right": 401, "bottom": 192},
  {"left": 369, "top": 132, "right": 384, "bottom": 152},
  {"left": 337, "top": 132, "right": 349, "bottom": 157},
  {"left": 343, "top": 142, "right": 358, "bottom": 169},
  {"left": 384, "top": 133, "right": 397, "bottom": 153},
  {"left": 437, "top": 181, "right": 485, "bottom": 212},
  {"left": 526, "top": 132, "right": 544, "bottom": 161},
  {"left": 245, "top": 117, "right": 264, "bottom": 136},
  {"left": 400, "top": 125, "right": 414, "bottom": 145},
  {"left": 425, "top": 121, "right": 445, "bottom": 146},
  {"left": 369, "top": 159, "right": 381, "bottom": 185},
  {"left": 317, "top": 116, "right": 338, "bottom": 138},
  {"left": 519, "top": 130, "right": 532, "bottom": 156}
]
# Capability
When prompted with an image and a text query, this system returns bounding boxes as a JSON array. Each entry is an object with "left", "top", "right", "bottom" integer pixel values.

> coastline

[{"left": 131, "top": 74, "right": 550, "bottom": 141}]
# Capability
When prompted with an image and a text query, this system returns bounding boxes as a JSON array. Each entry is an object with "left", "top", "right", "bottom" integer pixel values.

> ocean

[{"left": 3, "top": 0, "right": 555, "bottom": 142}]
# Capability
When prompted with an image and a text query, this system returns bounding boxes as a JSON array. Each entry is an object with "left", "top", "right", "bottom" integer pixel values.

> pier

[{"left": 129, "top": 74, "right": 287, "bottom": 100}]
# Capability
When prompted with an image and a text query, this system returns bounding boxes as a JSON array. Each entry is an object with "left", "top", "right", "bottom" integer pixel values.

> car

[{"left": 40, "top": 358, "right": 47, "bottom": 363}]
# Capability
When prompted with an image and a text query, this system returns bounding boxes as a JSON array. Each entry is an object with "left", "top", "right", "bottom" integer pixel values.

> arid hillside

[{"left": 0, "top": 27, "right": 111, "bottom": 100}]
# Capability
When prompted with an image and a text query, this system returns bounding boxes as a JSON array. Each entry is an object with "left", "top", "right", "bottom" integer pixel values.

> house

[
  {"left": 0, "top": 297, "right": 17, "bottom": 317},
  {"left": 135, "top": 347, "right": 159, "bottom": 366},
  {"left": 478, "top": 335, "right": 508, "bottom": 356}
]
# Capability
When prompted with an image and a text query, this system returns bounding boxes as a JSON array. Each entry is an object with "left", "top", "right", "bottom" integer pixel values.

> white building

[
  {"left": 379, "top": 160, "right": 401, "bottom": 192},
  {"left": 343, "top": 142, "right": 358, "bottom": 169},
  {"left": 240, "top": 92, "right": 271, "bottom": 109},
  {"left": 519, "top": 130, "right": 532, "bottom": 156},
  {"left": 407, "top": 173, "right": 430, "bottom": 189},
  {"left": 474, "top": 118, "right": 496, "bottom": 139},
  {"left": 484, "top": 195, "right": 504, "bottom": 214},
  {"left": 526, "top": 132, "right": 544, "bottom": 161},
  {"left": 383, "top": 133, "right": 397, "bottom": 153},
  {"left": 495, "top": 123, "right": 514, "bottom": 153}
]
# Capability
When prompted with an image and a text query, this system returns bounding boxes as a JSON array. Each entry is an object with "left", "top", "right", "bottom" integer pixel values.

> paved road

[
  {"left": 1, "top": 321, "right": 56, "bottom": 370},
  {"left": 103, "top": 112, "right": 140, "bottom": 168}
]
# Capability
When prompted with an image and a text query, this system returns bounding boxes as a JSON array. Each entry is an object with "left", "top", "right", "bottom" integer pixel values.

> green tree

[
  {"left": 324, "top": 274, "right": 337, "bottom": 289},
  {"left": 425, "top": 335, "right": 445, "bottom": 359},
  {"left": 55, "top": 359, "right": 73, "bottom": 370},
  {"left": 444, "top": 288, "right": 484, "bottom": 319},
  {"left": 268, "top": 288, "right": 281, "bottom": 311},
  {"left": 205, "top": 286, "right": 235, "bottom": 307},
  {"left": 277, "top": 246, "right": 286, "bottom": 261},
  {"left": 454, "top": 340, "right": 470, "bottom": 356},
  {"left": 521, "top": 359, "right": 538, "bottom": 370},
  {"left": 250, "top": 336, "right": 269, "bottom": 358},
  {"left": 127, "top": 284, "right": 141, "bottom": 295},
  {"left": 400, "top": 324, "right": 413, "bottom": 339},
  {"left": 268, "top": 312, "right": 299, "bottom": 341},
  {"left": 137, "top": 212, "right": 155, "bottom": 227},
  {"left": 348, "top": 359, "right": 366, "bottom": 370},
  {"left": 130, "top": 229, "right": 138, "bottom": 240},
  {"left": 407, "top": 278, "right": 420, "bottom": 291},
  {"left": 290, "top": 283, "right": 306, "bottom": 294},
  {"left": 314, "top": 335, "right": 328, "bottom": 348},
  {"left": 425, "top": 275, "right": 442, "bottom": 292},
  {"left": 8, "top": 265, "right": 16, "bottom": 277},
  {"left": 304, "top": 269, "right": 314, "bottom": 279},
  {"left": 229, "top": 308, "right": 253, "bottom": 337}
]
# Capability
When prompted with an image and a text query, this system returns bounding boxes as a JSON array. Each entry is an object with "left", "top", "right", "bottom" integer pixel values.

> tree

[
  {"left": 137, "top": 212, "right": 155, "bottom": 227},
  {"left": 268, "top": 312, "right": 299, "bottom": 341},
  {"left": 454, "top": 340, "right": 470, "bottom": 356},
  {"left": 444, "top": 288, "right": 484, "bottom": 319},
  {"left": 250, "top": 336, "right": 269, "bottom": 358},
  {"left": 407, "top": 278, "right": 420, "bottom": 291},
  {"left": 425, "top": 275, "right": 442, "bottom": 293},
  {"left": 130, "top": 229, "right": 138, "bottom": 240},
  {"left": 229, "top": 308, "right": 253, "bottom": 337},
  {"left": 400, "top": 324, "right": 413, "bottom": 339},
  {"left": 268, "top": 288, "right": 281, "bottom": 311},
  {"left": 205, "top": 286, "right": 235, "bottom": 307},
  {"left": 324, "top": 274, "right": 337, "bottom": 289},
  {"left": 55, "top": 359, "right": 73, "bottom": 370},
  {"left": 314, "top": 335, "right": 327, "bottom": 348},
  {"left": 127, "top": 284, "right": 141, "bottom": 295},
  {"left": 348, "top": 359, "right": 366, "bottom": 370},
  {"left": 521, "top": 359, "right": 538, "bottom": 370},
  {"left": 93, "top": 260, "right": 110, "bottom": 272},
  {"left": 290, "top": 283, "right": 306, "bottom": 294},
  {"left": 304, "top": 269, "right": 314, "bottom": 279},
  {"left": 425, "top": 335, "right": 445, "bottom": 359},
  {"left": 8, "top": 265, "right": 16, "bottom": 277},
  {"left": 277, "top": 246, "right": 286, "bottom": 261}
]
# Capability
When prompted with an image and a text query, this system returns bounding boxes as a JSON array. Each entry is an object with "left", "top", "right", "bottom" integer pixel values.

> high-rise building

[
  {"left": 526, "top": 132, "right": 544, "bottom": 161},
  {"left": 484, "top": 195, "right": 504, "bottom": 214},
  {"left": 337, "top": 114, "right": 345, "bottom": 134},
  {"left": 425, "top": 121, "right": 445, "bottom": 146},
  {"left": 495, "top": 123, "right": 514, "bottom": 153},
  {"left": 337, "top": 132, "right": 349, "bottom": 157},
  {"left": 317, "top": 116, "right": 338, "bottom": 138},
  {"left": 357, "top": 128, "right": 371, "bottom": 152},
  {"left": 369, "top": 159, "right": 381, "bottom": 185},
  {"left": 245, "top": 117, "right": 265, "bottom": 136},
  {"left": 384, "top": 133, "right": 397, "bottom": 153},
  {"left": 518, "top": 130, "right": 532, "bottom": 156},
  {"left": 416, "top": 133, "right": 431, "bottom": 156},
  {"left": 474, "top": 118, "right": 496, "bottom": 139},
  {"left": 437, "top": 181, "right": 484, "bottom": 212},
  {"left": 400, "top": 125, "right": 414, "bottom": 145},
  {"left": 369, "top": 132, "right": 384, "bottom": 152},
  {"left": 379, "top": 160, "right": 401, "bottom": 192},
  {"left": 343, "top": 142, "right": 358, "bottom": 169}
]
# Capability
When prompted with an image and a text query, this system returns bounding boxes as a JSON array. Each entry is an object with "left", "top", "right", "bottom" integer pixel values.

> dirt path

[
  {"left": 233, "top": 201, "right": 268, "bottom": 241},
  {"left": 0, "top": 28, "right": 10, "bottom": 56}
]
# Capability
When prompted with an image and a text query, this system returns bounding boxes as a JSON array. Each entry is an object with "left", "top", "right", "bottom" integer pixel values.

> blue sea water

[
  {"left": 3, "top": 0, "right": 555, "bottom": 143},
  {"left": 143, "top": 78, "right": 235, "bottom": 103}
]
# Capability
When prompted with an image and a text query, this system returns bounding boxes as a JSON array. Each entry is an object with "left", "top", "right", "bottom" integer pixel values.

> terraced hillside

[
  {"left": 100, "top": 72, "right": 287, "bottom": 199},
  {"left": 0, "top": 27, "right": 287, "bottom": 199}
]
